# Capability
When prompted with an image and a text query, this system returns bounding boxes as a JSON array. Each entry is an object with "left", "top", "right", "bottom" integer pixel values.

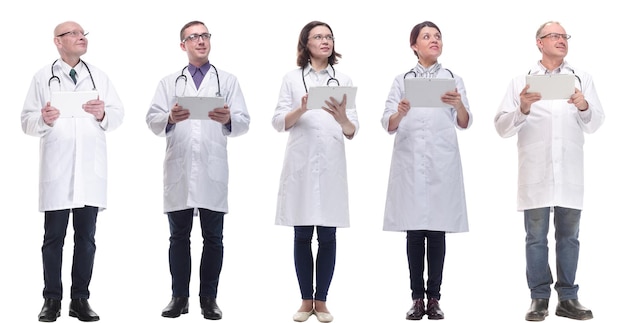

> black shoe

[
  {"left": 69, "top": 298, "right": 100, "bottom": 322},
  {"left": 38, "top": 298, "right": 61, "bottom": 322},
  {"left": 162, "top": 297, "right": 189, "bottom": 318},
  {"left": 555, "top": 299, "right": 593, "bottom": 320},
  {"left": 426, "top": 298, "right": 444, "bottom": 320},
  {"left": 406, "top": 298, "right": 425, "bottom": 320},
  {"left": 525, "top": 298, "right": 549, "bottom": 321},
  {"left": 200, "top": 297, "right": 222, "bottom": 320}
]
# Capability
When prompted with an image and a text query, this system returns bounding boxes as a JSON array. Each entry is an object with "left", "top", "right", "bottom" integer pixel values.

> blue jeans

[
  {"left": 294, "top": 226, "right": 336, "bottom": 302},
  {"left": 524, "top": 207, "right": 581, "bottom": 300},
  {"left": 407, "top": 230, "right": 446, "bottom": 300},
  {"left": 42, "top": 206, "right": 98, "bottom": 300},
  {"left": 167, "top": 208, "right": 224, "bottom": 298}
]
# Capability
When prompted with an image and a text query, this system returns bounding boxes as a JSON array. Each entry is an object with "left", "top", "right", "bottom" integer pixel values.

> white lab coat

[
  {"left": 146, "top": 65, "right": 250, "bottom": 214},
  {"left": 381, "top": 66, "right": 471, "bottom": 232},
  {"left": 494, "top": 61, "right": 605, "bottom": 211},
  {"left": 21, "top": 59, "right": 124, "bottom": 212},
  {"left": 272, "top": 65, "right": 359, "bottom": 227}
]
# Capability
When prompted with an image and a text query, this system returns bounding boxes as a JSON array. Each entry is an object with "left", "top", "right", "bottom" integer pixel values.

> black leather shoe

[
  {"left": 162, "top": 297, "right": 189, "bottom": 318},
  {"left": 426, "top": 298, "right": 444, "bottom": 320},
  {"left": 555, "top": 299, "right": 593, "bottom": 320},
  {"left": 69, "top": 298, "right": 100, "bottom": 322},
  {"left": 406, "top": 298, "right": 425, "bottom": 320},
  {"left": 38, "top": 298, "right": 61, "bottom": 322},
  {"left": 200, "top": 297, "right": 222, "bottom": 320},
  {"left": 525, "top": 298, "right": 549, "bottom": 321}
]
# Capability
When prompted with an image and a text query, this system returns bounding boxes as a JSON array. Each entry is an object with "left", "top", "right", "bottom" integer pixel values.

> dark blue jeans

[
  {"left": 294, "top": 226, "right": 336, "bottom": 302},
  {"left": 168, "top": 208, "right": 224, "bottom": 298},
  {"left": 42, "top": 206, "right": 98, "bottom": 300},
  {"left": 407, "top": 230, "right": 446, "bottom": 300}
]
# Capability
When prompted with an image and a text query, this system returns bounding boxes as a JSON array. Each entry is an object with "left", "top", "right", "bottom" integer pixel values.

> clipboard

[
  {"left": 50, "top": 91, "right": 99, "bottom": 118},
  {"left": 177, "top": 96, "right": 225, "bottom": 120},
  {"left": 404, "top": 78, "right": 455, "bottom": 108},
  {"left": 307, "top": 86, "right": 357, "bottom": 110},
  {"left": 526, "top": 74, "right": 575, "bottom": 100}
]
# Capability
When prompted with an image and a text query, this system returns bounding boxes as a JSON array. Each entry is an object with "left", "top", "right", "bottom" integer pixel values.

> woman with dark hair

[
  {"left": 271, "top": 21, "right": 358, "bottom": 323},
  {"left": 380, "top": 21, "right": 472, "bottom": 320}
]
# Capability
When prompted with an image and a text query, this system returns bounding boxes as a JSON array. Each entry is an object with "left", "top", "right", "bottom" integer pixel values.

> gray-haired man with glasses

[{"left": 494, "top": 21, "right": 604, "bottom": 322}]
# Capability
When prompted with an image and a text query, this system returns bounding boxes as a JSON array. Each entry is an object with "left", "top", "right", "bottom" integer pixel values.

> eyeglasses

[
  {"left": 56, "top": 31, "right": 88, "bottom": 38},
  {"left": 183, "top": 33, "right": 211, "bottom": 42},
  {"left": 309, "top": 34, "right": 334, "bottom": 42},
  {"left": 539, "top": 33, "right": 571, "bottom": 41}
]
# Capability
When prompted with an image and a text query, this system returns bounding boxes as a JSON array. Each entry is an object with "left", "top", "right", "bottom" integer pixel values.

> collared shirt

[{"left": 188, "top": 61, "right": 211, "bottom": 89}]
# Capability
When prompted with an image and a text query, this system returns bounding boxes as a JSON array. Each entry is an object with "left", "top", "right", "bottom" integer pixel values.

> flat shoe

[
  {"left": 293, "top": 309, "right": 314, "bottom": 322},
  {"left": 313, "top": 309, "right": 333, "bottom": 322}
]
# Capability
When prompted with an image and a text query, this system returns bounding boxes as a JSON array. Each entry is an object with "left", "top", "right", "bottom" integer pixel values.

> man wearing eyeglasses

[
  {"left": 21, "top": 21, "right": 124, "bottom": 322},
  {"left": 494, "top": 21, "right": 604, "bottom": 321},
  {"left": 146, "top": 20, "right": 250, "bottom": 320}
]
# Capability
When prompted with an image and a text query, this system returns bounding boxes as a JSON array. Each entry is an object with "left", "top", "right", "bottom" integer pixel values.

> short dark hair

[
  {"left": 409, "top": 21, "right": 441, "bottom": 57},
  {"left": 180, "top": 21, "right": 206, "bottom": 41},
  {"left": 296, "top": 21, "right": 342, "bottom": 68}
]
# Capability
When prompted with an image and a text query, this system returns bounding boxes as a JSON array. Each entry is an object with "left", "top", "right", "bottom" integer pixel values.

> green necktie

[{"left": 70, "top": 69, "right": 77, "bottom": 84}]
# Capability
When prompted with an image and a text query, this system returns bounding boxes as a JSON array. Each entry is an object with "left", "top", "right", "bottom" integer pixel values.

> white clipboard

[
  {"left": 177, "top": 96, "right": 225, "bottom": 120},
  {"left": 307, "top": 86, "right": 357, "bottom": 110},
  {"left": 526, "top": 74, "right": 575, "bottom": 100},
  {"left": 404, "top": 78, "right": 455, "bottom": 108},
  {"left": 50, "top": 91, "right": 99, "bottom": 118}
]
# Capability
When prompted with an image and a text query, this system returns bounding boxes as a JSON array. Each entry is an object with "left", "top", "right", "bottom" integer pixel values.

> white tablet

[
  {"left": 50, "top": 91, "right": 99, "bottom": 118},
  {"left": 526, "top": 74, "right": 575, "bottom": 100},
  {"left": 177, "top": 96, "right": 225, "bottom": 120},
  {"left": 307, "top": 86, "right": 357, "bottom": 110},
  {"left": 404, "top": 78, "right": 455, "bottom": 108}
]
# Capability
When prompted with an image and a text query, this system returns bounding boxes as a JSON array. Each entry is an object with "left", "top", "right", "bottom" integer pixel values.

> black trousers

[
  {"left": 407, "top": 230, "right": 446, "bottom": 300},
  {"left": 42, "top": 206, "right": 98, "bottom": 300},
  {"left": 167, "top": 208, "right": 224, "bottom": 298}
]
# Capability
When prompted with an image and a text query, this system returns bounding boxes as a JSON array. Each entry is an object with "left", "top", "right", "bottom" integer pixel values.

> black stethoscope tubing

[
  {"left": 175, "top": 64, "right": 221, "bottom": 97},
  {"left": 48, "top": 59, "right": 97, "bottom": 90},
  {"left": 403, "top": 68, "right": 454, "bottom": 79},
  {"left": 301, "top": 64, "right": 339, "bottom": 93}
]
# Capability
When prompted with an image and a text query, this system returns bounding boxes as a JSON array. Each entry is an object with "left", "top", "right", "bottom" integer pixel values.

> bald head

[
  {"left": 53, "top": 21, "right": 88, "bottom": 65},
  {"left": 54, "top": 21, "right": 83, "bottom": 37}
]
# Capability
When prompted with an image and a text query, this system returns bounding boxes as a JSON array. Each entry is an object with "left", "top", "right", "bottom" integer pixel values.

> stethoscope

[
  {"left": 48, "top": 59, "right": 97, "bottom": 90},
  {"left": 528, "top": 67, "right": 582, "bottom": 92},
  {"left": 301, "top": 64, "right": 339, "bottom": 93},
  {"left": 403, "top": 68, "right": 455, "bottom": 79},
  {"left": 175, "top": 65, "right": 221, "bottom": 97}
]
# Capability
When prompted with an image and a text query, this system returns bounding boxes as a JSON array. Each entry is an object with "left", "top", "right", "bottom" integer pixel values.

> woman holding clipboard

[
  {"left": 271, "top": 20, "right": 358, "bottom": 323},
  {"left": 380, "top": 21, "right": 472, "bottom": 320}
]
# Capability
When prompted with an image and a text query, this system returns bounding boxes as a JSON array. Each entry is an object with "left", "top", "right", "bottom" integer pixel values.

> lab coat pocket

[
  {"left": 164, "top": 158, "right": 184, "bottom": 185},
  {"left": 208, "top": 156, "right": 228, "bottom": 184},
  {"left": 563, "top": 140, "right": 584, "bottom": 186},
  {"left": 518, "top": 141, "right": 546, "bottom": 186}
]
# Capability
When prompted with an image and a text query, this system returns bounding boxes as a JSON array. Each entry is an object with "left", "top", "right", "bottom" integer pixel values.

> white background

[{"left": 1, "top": 1, "right": 623, "bottom": 322}]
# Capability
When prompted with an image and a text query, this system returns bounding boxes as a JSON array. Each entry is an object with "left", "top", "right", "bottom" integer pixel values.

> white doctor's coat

[
  {"left": 272, "top": 66, "right": 359, "bottom": 228},
  {"left": 146, "top": 65, "right": 250, "bottom": 214},
  {"left": 21, "top": 59, "right": 124, "bottom": 212},
  {"left": 381, "top": 67, "right": 471, "bottom": 233},
  {"left": 494, "top": 61, "right": 605, "bottom": 211}
]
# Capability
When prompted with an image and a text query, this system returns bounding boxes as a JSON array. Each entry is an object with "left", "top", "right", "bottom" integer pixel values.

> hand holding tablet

[{"left": 176, "top": 96, "right": 225, "bottom": 120}]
